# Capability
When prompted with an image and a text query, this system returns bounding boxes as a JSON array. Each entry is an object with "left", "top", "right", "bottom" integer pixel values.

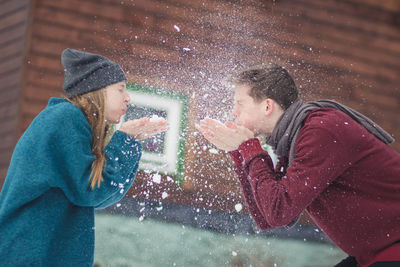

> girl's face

[{"left": 104, "top": 81, "right": 130, "bottom": 124}]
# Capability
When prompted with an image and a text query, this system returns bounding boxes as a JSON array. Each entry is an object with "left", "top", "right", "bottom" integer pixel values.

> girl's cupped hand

[{"left": 119, "top": 117, "right": 169, "bottom": 140}]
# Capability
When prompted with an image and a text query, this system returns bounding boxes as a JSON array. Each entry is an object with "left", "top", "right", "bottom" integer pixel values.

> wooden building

[{"left": 1, "top": 0, "right": 399, "bottom": 219}]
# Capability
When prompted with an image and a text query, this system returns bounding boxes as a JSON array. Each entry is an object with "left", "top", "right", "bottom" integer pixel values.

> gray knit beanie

[{"left": 61, "top": 48, "right": 127, "bottom": 97}]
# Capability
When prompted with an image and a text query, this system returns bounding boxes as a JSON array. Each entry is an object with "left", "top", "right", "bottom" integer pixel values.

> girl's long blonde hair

[{"left": 68, "top": 89, "right": 111, "bottom": 189}]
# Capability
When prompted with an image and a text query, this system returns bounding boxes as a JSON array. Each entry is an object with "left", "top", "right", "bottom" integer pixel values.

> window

[{"left": 118, "top": 84, "right": 188, "bottom": 184}]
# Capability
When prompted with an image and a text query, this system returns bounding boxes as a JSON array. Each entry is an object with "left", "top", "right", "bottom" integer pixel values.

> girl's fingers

[
  {"left": 127, "top": 117, "right": 148, "bottom": 127},
  {"left": 153, "top": 127, "right": 169, "bottom": 134},
  {"left": 138, "top": 117, "right": 149, "bottom": 125},
  {"left": 145, "top": 120, "right": 169, "bottom": 129}
]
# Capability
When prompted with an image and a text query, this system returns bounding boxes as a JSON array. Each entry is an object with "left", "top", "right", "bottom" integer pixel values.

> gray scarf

[{"left": 266, "top": 99, "right": 394, "bottom": 166}]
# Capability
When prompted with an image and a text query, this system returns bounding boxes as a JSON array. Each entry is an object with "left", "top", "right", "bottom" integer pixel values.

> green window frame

[{"left": 117, "top": 84, "right": 188, "bottom": 185}]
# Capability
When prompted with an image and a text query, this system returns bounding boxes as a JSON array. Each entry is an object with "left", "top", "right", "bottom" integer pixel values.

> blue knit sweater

[{"left": 0, "top": 98, "right": 142, "bottom": 266}]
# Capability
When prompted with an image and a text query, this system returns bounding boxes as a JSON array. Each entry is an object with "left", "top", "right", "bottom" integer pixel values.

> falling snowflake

[
  {"left": 209, "top": 148, "right": 219, "bottom": 154},
  {"left": 149, "top": 114, "right": 165, "bottom": 122},
  {"left": 152, "top": 173, "right": 162, "bottom": 184},
  {"left": 235, "top": 203, "right": 243, "bottom": 212}
]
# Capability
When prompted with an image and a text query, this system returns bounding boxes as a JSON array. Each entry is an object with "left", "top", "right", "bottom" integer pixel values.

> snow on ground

[{"left": 94, "top": 213, "right": 346, "bottom": 267}]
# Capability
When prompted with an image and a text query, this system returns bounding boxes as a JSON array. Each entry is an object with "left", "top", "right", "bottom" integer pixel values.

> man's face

[{"left": 232, "top": 84, "right": 268, "bottom": 136}]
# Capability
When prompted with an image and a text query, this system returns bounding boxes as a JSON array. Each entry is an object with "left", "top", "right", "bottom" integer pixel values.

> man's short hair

[{"left": 232, "top": 63, "right": 299, "bottom": 110}]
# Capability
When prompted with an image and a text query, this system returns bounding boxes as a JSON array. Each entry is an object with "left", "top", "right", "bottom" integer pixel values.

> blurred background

[{"left": 1, "top": 0, "right": 399, "bottom": 266}]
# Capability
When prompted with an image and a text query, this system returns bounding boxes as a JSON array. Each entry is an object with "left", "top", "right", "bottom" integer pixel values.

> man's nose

[{"left": 231, "top": 106, "right": 238, "bottom": 118}]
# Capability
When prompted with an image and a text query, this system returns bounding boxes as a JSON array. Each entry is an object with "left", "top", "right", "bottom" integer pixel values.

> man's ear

[{"left": 264, "top": 98, "right": 275, "bottom": 116}]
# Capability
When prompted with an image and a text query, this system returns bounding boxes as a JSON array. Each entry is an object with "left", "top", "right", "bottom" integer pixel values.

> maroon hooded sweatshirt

[{"left": 229, "top": 108, "right": 400, "bottom": 266}]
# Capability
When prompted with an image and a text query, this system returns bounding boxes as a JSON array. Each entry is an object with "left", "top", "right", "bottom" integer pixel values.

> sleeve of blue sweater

[
  {"left": 95, "top": 131, "right": 142, "bottom": 209},
  {"left": 48, "top": 103, "right": 142, "bottom": 209}
]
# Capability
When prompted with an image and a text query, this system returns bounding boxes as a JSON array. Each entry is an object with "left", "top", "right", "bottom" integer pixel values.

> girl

[{"left": 0, "top": 48, "right": 169, "bottom": 266}]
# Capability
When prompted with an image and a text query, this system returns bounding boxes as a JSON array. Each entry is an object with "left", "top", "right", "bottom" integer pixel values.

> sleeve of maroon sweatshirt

[
  {"left": 228, "top": 147, "right": 273, "bottom": 230},
  {"left": 237, "top": 124, "right": 354, "bottom": 228}
]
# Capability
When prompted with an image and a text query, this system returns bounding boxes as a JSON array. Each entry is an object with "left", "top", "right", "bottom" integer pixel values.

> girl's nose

[{"left": 124, "top": 92, "right": 130, "bottom": 103}]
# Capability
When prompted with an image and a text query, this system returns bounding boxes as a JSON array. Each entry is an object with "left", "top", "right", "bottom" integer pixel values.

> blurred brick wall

[
  {"left": 1, "top": 0, "right": 399, "bottom": 216},
  {"left": 0, "top": 0, "right": 31, "bottom": 187}
]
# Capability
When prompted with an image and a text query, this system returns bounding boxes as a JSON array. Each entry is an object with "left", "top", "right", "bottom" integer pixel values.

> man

[{"left": 197, "top": 64, "right": 400, "bottom": 267}]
